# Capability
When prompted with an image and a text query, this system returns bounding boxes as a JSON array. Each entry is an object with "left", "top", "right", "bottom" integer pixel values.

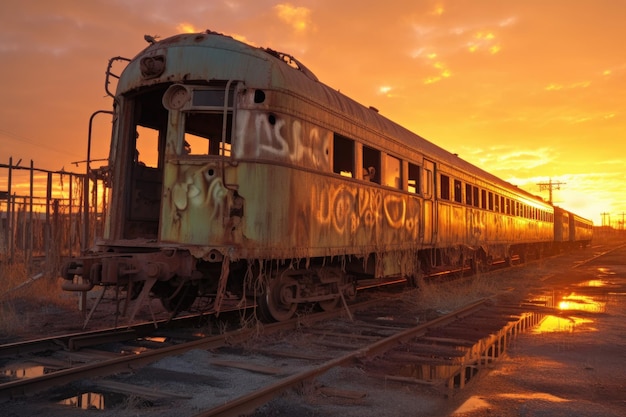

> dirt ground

[
  {"left": 1, "top": 241, "right": 625, "bottom": 416},
  {"left": 247, "top": 242, "right": 626, "bottom": 417},
  {"left": 437, "top": 245, "right": 626, "bottom": 417}
]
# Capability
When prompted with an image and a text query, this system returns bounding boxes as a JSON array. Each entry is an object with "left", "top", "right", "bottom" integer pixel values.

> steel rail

[
  {"left": 0, "top": 313, "right": 208, "bottom": 358},
  {"left": 0, "top": 298, "right": 385, "bottom": 400},
  {"left": 193, "top": 298, "right": 489, "bottom": 417}
]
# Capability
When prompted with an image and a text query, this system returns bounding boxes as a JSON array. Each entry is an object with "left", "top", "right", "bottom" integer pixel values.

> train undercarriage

[
  {"left": 60, "top": 249, "right": 359, "bottom": 324},
  {"left": 59, "top": 240, "right": 555, "bottom": 325}
]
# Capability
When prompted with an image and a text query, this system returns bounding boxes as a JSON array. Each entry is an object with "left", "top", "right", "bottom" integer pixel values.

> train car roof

[{"left": 123, "top": 31, "right": 549, "bottom": 207}]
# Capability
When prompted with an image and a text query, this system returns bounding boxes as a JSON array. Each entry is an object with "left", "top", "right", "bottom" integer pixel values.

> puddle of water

[
  {"left": 2, "top": 364, "right": 53, "bottom": 379},
  {"left": 558, "top": 293, "right": 606, "bottom": 313},
  {"left": 534, "top": 315, "right": 594, "bottom": 333},
  {"left": 534, "top": 292, "right": 604, "bottom": 333},
  {"left": 56, "top": 391, "right": 153, "bottom": 410},
  {"left": 142, "top": 336, "right": 168, "bottom": 343},
  {"left": 498, "top": 392, "right": 570, "bottom": 403},
  {"left": 120, "top": 346, "right": 149, "bottom": 355},
  {"left": 576, "top": 279, "right": 608, "bottom": 287}
]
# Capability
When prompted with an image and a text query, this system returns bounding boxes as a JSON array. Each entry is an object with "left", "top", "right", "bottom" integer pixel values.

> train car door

[{"left": 422, "top": 159, "right": 436, "bottom": 244}]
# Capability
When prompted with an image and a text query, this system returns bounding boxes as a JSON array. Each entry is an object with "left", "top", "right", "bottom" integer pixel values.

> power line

[
  {"left": 0, "top": 128, "right": 83, "bottom": 160},
  {"left": 536, "top": 178, "right": 566, "bottom": 204}
]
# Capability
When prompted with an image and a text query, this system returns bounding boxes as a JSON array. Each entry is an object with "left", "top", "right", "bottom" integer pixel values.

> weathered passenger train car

[
  {"left": 61, "top": 31, "right": 587, "bottom": 321},
  {"left": 554, "top": 206, "right": 594, "bottom": 249}
]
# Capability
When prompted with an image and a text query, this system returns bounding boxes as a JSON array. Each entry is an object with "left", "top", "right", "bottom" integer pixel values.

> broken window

[
  {"left": 383, "top": 154, "right": 401, "bottom": 189},
  {"left": 183, "top": 112, "right": 232, "bottom": 156},
  {"left": 454, "top": 179, "right": 462, "bottom": 203},
  {"left": 362, "top": 145, "right": 381, "bottom": 184},
  {"left": 135, "top": 126, "right": 160, "bottom": 168},
  {"left": 440, "top": 175, "right": 450, "bottom": 200},
  {"left": 408, "top": 163, "right": 421, "bottom": 194},
  {"left": 333, "top": 133, "right": 355, "bottom": 177}
]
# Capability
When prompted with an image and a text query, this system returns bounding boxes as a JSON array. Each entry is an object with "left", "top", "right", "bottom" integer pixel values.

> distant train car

[
  {"left": 553, "top": 207, "right": 593, "bottom": 249},
  {"left": 60, "top": 31, "right": 582, "bottom": 322},
  {"left": 553, "top": 206, "right": 571, "bottom": 247}
]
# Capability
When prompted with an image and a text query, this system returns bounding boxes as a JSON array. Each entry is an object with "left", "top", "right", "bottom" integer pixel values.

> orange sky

[{"left": 1, "top": 1, "right": 625, "bottom": 226}]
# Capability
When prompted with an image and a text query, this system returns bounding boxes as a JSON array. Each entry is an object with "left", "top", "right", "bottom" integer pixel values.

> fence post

[
  {"left": 7, "top": 158, "right": 13, "bottom": 263},
  {"left": 45, "top": 172, "right": 52, "bottom": 272}
]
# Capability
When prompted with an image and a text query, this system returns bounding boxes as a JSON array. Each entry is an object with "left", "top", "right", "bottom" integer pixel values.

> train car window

[
  {"left": 363, "top": 145, "right": 381, "bottom": 184},
  {"left": 333, "top": 133, "right": 354, "bottom": 177},
  {"left": 192, "top": 88, "right": 234, "bottom": 107},
  {"left": 440, "top": 175, "right": 450, "bottom": 200},
  {"left": 408, "top": 163, "right": 421, "bottom": 194},
  {"left": 488, "top": 192, "right": 494, "bottom": 210},
  {"left": 183, "top": 112, "right": 232, "bottom": 156},
  {"left": 454, "top": 180, "right": 462, "bottom": 203},
  {"left": 494, "top": 194, "right": 500, "bottom": 212},
  {"left": 383, "top": 154, "right": 401, "bottom": 189},
  {"left": 505, "top": 198, "right": 511, "bottom": 215},
  {"left": 473, "top": 186, "right": 480, "bottom": 208},
  {"left": 135, "top": 126, "right": 160, "bottom": 168},
  {"left": 481, "top": 189, "right": 487, "bottom": 209},
  {"left": 465, "top": 184, "right": 472, "bottom": 205}
]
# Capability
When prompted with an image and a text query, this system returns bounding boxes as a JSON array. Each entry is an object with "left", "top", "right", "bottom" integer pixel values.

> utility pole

[
  {"left": 537, "top": 178, "right": 566, "bottom": 204},
  {"left": 601, "top": 212, "right": 610, "bottom": 227}
]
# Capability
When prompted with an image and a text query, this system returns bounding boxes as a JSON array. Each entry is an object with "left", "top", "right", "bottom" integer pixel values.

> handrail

[{"left": 104, "top": 56, "right": 131, "bottom": 98}]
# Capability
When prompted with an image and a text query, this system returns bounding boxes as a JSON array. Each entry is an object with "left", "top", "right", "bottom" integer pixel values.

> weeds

[
  {"left": 0, "top": 260, "right": 75, "bottom": 336},
  {"left": 411, "top": 273, "right": 500, "bottom": 313}
]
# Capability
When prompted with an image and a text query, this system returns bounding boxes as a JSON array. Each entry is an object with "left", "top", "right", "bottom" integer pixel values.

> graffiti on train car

[
  {"left": 163, "top": 161, "right": 233, "bottom": 244},
  {"left": 311, "top": 181, "right": 421, "bottom": 242},
  {"left": 234, "top": 109, "right": 331, "bottom": 170}
]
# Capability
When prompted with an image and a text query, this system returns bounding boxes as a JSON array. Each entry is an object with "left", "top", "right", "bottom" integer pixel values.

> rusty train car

[
  {"left": 61, "top": 31, "right": 592, "bottom": 321},
  {"left": 554, "top": 206, "right": 594, "bottom": 249}
]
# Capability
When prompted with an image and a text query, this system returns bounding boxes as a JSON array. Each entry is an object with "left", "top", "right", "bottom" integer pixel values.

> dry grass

[
  {"left": 0, "top": 260, "right": 75, "bottom": 335},
  {"left": 410, "top": 272, "right": 503, "bottom": 314}
]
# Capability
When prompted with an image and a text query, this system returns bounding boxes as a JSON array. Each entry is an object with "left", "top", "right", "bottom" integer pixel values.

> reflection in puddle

[
  {"left": 2, "top": 364, "right": 52, "bottom": 379},
  {"left": 534, "top": 315, "right": 594, "bottom": 333},
  {"left": 559, "top": 293, "right": 605, "bottom": 313},
  {"left": 596, "top": 267, "right": 616, "bottom": 275},
  {"left": 142, "top": 336, "right": 168, "bottom": 343},
  {"left": 535, "top": 292, "right": 604, "bottom": 333},
  {"left": 57, "top": 391, "right": 153, "bottom": 410},
  {"left": 58, "top": 392, "right": 108, "bottom": 410},
  {"left": 576, "top": 279, "right": 608, "bottom": 287},
  {"left": 498, "top": 392, "right": 570, "bottom": 402}
]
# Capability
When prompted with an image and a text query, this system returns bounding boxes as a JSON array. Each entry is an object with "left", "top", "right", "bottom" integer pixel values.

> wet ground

[
  {"left": 2, "top": 242, "right": 625, "bottom": 416},
  {"left": 439, "top": 243, "right": 626, "bottom": 417}
]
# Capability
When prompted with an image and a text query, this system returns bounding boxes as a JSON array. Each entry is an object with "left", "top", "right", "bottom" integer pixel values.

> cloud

[
  {"left": 177, "top": 22, "right": 199, "bottom": 33},
  {"left": 461, "top": 145, "right": 555, "bottom": 173},
  {"left": 274, "top": 3, "right": 314, "bottom": 33}
]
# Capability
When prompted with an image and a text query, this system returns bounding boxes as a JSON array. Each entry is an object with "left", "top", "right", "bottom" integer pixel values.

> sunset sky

[{"left": 1, "top": 1, "right": 625, "bottom": 226}]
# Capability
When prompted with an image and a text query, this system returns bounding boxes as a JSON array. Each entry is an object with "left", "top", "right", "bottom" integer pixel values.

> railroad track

[
  {"left": 1, "top": 246, "right": 609, "bottom": 415},
  {"left": 0, "top": 293, "right": 547, "bottom": 416}
]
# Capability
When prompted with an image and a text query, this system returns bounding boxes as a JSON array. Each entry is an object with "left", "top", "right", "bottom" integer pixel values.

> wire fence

[{"left": 0, "top": 157, "right": 107, "bottom": 276}]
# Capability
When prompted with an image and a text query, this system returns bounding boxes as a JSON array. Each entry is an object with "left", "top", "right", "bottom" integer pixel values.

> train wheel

[{"left": 258, "top": 276, "right": 298, "bottom": 322}]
